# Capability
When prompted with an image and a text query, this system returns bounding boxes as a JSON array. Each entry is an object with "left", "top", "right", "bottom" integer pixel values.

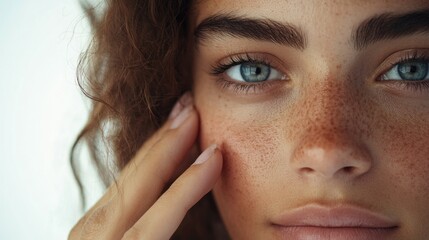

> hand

[{"left": 69, "top": 94, "right": 223, "bottom": 240}]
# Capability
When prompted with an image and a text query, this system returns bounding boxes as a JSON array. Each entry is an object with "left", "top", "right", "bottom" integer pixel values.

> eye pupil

[
  {"left": 240, "top": 63, "right": 271, "bottom": 82},
  {"left": 398, "top": 61, "right": 428, "bottom": 80}
]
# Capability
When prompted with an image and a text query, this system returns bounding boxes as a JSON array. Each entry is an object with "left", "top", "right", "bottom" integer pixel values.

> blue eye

[
  {"left": 382, "top": 60, "right": 429, "bottom": 81},
  {"left": 225, "top": 62, "right": 284, "bottom": 82}
]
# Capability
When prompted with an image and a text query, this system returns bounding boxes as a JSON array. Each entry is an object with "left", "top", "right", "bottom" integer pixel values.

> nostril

[
  {"left": 343, "top": 166, "right": 354, "bottom": 173},
  {"left": 292, "top": 143, "right": 373, "bottom": 179},
  {"left": 301, "top": 167, "right": 314, "bottom": 174}
]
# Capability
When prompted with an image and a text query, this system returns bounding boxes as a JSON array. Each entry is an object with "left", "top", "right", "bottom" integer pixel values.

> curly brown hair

[{"left": 70, "top": 0, "right": 229, "bottom": 238}]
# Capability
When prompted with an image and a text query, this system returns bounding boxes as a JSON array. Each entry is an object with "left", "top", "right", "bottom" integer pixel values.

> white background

[{"left": 0, "top": 0, "right": 104, "bottom": 239}]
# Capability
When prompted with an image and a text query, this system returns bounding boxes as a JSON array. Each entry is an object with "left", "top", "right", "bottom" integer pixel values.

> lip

[{"left": 271, "top": 204, "right": 399, "bottom": 240}]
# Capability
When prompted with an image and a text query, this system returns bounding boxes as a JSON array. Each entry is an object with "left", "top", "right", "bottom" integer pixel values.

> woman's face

[{"left": 192, "top": 0, "right": 429, "bottom": 239}]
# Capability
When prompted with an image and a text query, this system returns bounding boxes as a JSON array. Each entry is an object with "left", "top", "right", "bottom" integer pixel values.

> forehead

[
  {"left": 193, "top": 0, "right": 429, "bottom": 25},
  {"left": 191, "top": 0, "right": 429, "bottom": 53}
]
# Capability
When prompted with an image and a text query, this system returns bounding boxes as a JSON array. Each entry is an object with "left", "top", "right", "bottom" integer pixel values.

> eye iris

[
  {"left": 240, "top": 63, "right": 271, "bottom": 82},
  {"left": 398, "top": 61, "right": 428, "bottom": 80}
]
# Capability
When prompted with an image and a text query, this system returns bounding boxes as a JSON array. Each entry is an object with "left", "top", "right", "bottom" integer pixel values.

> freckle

[{"left": 374, "top": 102, "right": 429, "bottom": 200}]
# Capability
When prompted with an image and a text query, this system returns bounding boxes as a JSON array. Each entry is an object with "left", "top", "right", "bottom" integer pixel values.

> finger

[
  {"left": 132, "top": 92, "right": 193, "bottom": 163},
  {"left": 111, "top": 105, "right": 200, "bottom": 231},
  {"left": 122, "top": 145, "right": 223, "bottom": 240},
  {"left": 72, "top": 104, "right": 199, "bottom": 239},
  {"left": 82, "top": 93, "right": 193, "bottom": 210}
]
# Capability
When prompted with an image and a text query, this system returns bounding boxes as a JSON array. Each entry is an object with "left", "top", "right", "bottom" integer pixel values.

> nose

[
  {"left": 291, "top": 133, "right": 372, "bottom": 180},
  {"left": 289, "top": 81, "right": 373, "bottom": 181}
]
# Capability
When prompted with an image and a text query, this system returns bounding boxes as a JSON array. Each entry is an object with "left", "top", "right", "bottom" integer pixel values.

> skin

[
  {"left": 192, "top": 0, "right": 429, "bottom": 239},
  {"left": 69, "top": 98, "right": 223, "bottom": 239},
  {"left": 70, "top": 1, "right": 429, "bottom": 239}
]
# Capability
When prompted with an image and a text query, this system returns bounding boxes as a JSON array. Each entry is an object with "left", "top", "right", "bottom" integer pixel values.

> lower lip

[{"left": 273, "top": 226, "right": 398, "bottom": 240}]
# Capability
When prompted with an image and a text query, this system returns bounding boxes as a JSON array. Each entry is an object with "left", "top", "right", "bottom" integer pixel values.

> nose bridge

[
  {"left": 289, "top": 79, "right": 372, "bottom": 180},
  {"left": 307, "top": 79, "right": 352, "bottom": 124}
]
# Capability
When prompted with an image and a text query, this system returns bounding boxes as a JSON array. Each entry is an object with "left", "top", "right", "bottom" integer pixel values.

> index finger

[{"left": 105, "top": 104, "right": 200, "bottom": 235}]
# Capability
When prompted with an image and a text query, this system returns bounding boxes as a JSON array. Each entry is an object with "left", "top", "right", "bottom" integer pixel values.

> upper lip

[{"left": 272, "top": 203, "right": 399, "bottom": 228}]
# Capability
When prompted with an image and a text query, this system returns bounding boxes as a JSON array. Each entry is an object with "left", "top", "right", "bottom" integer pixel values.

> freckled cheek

[
  {"left": 374, "top": 112, "right": 429, "bottom": 222},
  {"left": 197, "top": 106, "right": 280, "bottom": 207},
  {"left": 384, "top": 127, "right": 429, "bottom": 199},
  {"left": 199, "top": 112, "right": 267, "bottom": 183}
]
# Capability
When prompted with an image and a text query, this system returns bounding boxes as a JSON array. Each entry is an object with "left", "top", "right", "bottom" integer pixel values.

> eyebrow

[
  {"left": 353, "top": 9, "right": 429, "bottom": 50},
  {"left": 194, "top": 9, "right": 429, "bottom": 51},
  {"left": 194, "top": 14, "right": 307, "bottom": 50}
]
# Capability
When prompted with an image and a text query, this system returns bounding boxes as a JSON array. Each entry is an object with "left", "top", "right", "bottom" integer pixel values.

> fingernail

[
  {"left": 193, "top": 144, "right": 217, "bottom": 165},
  {"left": 169, "top": 92, "right": 193, "bottom": 120},
  {"left": 170, "top": 105, "right": 193, "bottom": 129}
]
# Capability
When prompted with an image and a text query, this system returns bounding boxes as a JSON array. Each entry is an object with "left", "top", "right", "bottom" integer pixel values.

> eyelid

[
  {"left": 210, "top": 52, "right": 290, "bottom": 95},
  {"left": 371, "top": 48, "right": 429, "bottom": 96},
  {"left": 381, "top": 62, "right": 429, "bottom": 81},
  {"left": 211, "top": 52, "right": 288, "bottom": 78},
  {"left": 375, "top": 48, "right": 429, "bottom": 81},
  {"left": 225, "top": 63, "right": 286, "bottom": 83}
]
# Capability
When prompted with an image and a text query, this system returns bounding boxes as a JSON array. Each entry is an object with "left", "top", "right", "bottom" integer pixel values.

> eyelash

[
  {"left": 210, "top": 54, "right": 282, "bottom": 94},
  {"left": 379, "top": 51, "right": 429, "bottom": 92},
  {"left": 210, "top": 51, "right": 429, "bottom": 94}
]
